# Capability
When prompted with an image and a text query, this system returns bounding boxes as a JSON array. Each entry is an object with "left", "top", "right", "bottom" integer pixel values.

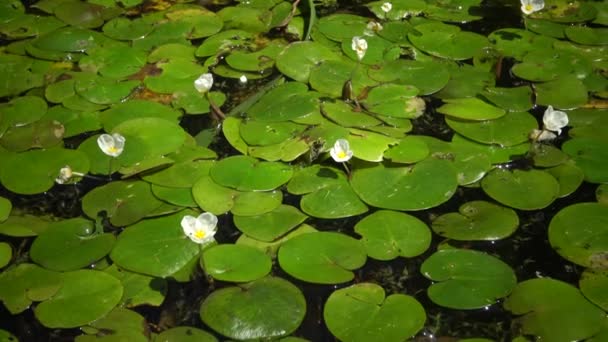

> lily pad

[
  {"left": 437, "top": 97, "right": 505, "bottom": 121},
  {"left": 549, "top": 202, "right": 608, "bottom": 269},
  {"left": 30, "top": 218, "right": 115, "bottom": 271},
  {"left": 192, "top": 176, "right": 282, "bottom": 216},
  {"left": 309, "top": 59, "right": 377, "bottom": 98},
  {"left": 432, "top": 201, "right": 519, "bottom": 241},
  {"left": 287, "top": 165, "right": 368, "bottom": 219},
  {"left": 408, "top": 22, "right": 488, "bottom": 60},
  {"left": 504, "top": 278, "right": 605, "bottom": 341},
  {"left": 82, "top": 180, "right": 164, "bottom": 227},
  {"left": 351, "top": 158, "right": 458, "bottom": 211},
  {"left": 579, "top": 269, "right": 608, "bottom": 311},
  {"left": 201, "top": 244, "right": 272, "bottom": 282},
  {"left": 0, "top": 263, "right": 62, "bottom": 314},
  {"left": 110, "top": 210, "right": 201, "bottom": 277},
  {"left": 535, "top": 75, "right": 588, "bottom": 110},
  {"left": 421, "top": 249, "right": 517, "bottom": 309},
  {"left": 562, "top": 137, "right": 608, "bottom": 183},
  {"left": 324, "top": 283, "right": 425, "bottom": 342},
  {"left": 320, "top": 101, "right": 382, "bottom": 129},
  {"left": 247, "top": 81, "right": 319, "bottom": 122},
  {"left": 316, "top": 14, "right": 368, "bottom": 41},
  {"left": 0, "top": 197, "right": 11, "bottom": 222},
  {"left": 239, "top": 120, "right": 306, "bottom": 146},
  {"left": 363, "top": 84, "right": 422, "bottom": 119},
  {"left": 0, "top": 148, "right": 90, "bottom": 195},
  {"left": 368, "top": 59, "right": 450, "bottom": 95},
  {"left": 155, "top": 326, "right": 218, "bottom": 342},
  {"left": 0, "top": 242, "right": 11, "bottom": 268},
  {"left": 100, "top": 100, "right": 182, "bottom": 131},
  {"left": 143, "top": 160, "right": 214, "bottom": 188},
  {"left": 0, "top": 214, "right": 50, "bottom": 237},
  {"left": 200, "top": 276, "right": 306, "bottom": 340},
  {"left": 76, "top": 307, "right": 148, "bottom": 342},
  {"left": 275, "top": 41, "right": 341, "bottom": 83},
  {"left": 233, "top": 205, "right": 308, "bottom": 242},
  {"left": 446, "top": 111, "right": 536, "bottom": 146},
  {"left": 481, "top": 168, "right": 560, "bottom": 210},
  {"left": 480, "top": 86, "right": 534, "bottom": 112},
  {"left": 278, "top": 232, "right": 367, "bottom": 284},
  {"left": 354, "top": 210, "right": 431, "bottom": 260},
  {"left": 210, "top": 155, "right": 293, "bottom": 191},
  {"left": 104, "top": 265, "right": 167, "bottom": 308},
  {"left": 35, "top": 270, "right": 123, "bottom": 328}
]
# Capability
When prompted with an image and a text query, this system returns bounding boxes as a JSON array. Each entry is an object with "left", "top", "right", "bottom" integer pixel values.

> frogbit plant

[
  {"left": 365, "top": 21, "right": 383, "bottom": 35},
  {"left": 530, "top": 105, "right": 569, "bottom": 142},
  {"left": 520, "top": 0, "right": 544, "bottom": 15},
  {"left": 351, "top": 36, "right": 368, "bottom": 61},
  {"left": 194, "top": 73, "right": 214, "bottom": 93},
  {"left": 55, "top": 166, "right": 85, "bottom": 184},
  {"left": 97, "top": 133, "right": 126, "bottom": 157},
  {"left": 330, "top": 139, "right": 353, "bottom": 175},
  {"left": 181, "top": 212, "right": 218, "bottom": 246},
  {"left": 381, "top": 2, "right": 392, "bottom": 14}
]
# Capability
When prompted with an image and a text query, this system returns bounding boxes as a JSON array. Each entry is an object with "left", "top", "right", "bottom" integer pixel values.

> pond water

[{"left": 0, "top": 0, "right": 607, "bottom": 341}]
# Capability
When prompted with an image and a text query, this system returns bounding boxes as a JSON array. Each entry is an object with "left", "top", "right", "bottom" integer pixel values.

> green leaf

[
  {"left": 324, "top": 283, "right": 425, "bottom": 342},
  {"left": 437, "top": 97, "right": 505, "bottom": 121},
  {"left": 201, "top": 244, "right": 272, "bottom": 282},
  {"left": 155, "top": 326, "right": 218, "bottom": 342},
  {"left": 104, "top": 265, "right": 167, "bottom": 307},
  {"left": 278, "top": 232, "right": 366, "bottom": 284},
  {"left": 0, "top": 263, "right": 62, "bottom": 314},
  {"left": 200, "top": 277, "right": 306, "bottom": 340},
  {"left": 421, "top": 249, "right": 517, "bottom": 309},
  {"left": 30, "top": 218, "right": 115, "bottom": 271},
  {"left": 35, "top": 270, "right": 123, "bottom": 328},
  {"left": 234, "top": 205, "right": 307, "bottom": 242},
  {"left": 110, "top": 210, "right": 201, "bottom": 277},
  {"left": 432, "top": 201, "right": 519, "bottom": 241},
  {"left": 481, "top": 168, "right": 560, "bottom": 210},
  {"left": 210, "top": 155, "right": 293, "bottom": 191},
  {"left": 354, "top": 210, "right": 431, "bottom": 260}
]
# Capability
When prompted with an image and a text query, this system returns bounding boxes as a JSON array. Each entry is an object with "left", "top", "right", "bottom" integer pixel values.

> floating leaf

[
  {"left": 446, "top": 111, "right": 535, "bottom": 146},
  {"left": 0, "top": 197, "right": 11, "bottom": 222},
  {"left": 200, "top": 277, "right": 306, "bottom": 340},
  {"left": 562, "top": 137, "right": 608, "bottom": 183},
  {"left": 354, "top": 210, "right": 431, "bottom": 260},
  {"left": 201, "top": 244, "right": 272, "bottom": 282},
  {"left": 368, "top": 59, "right": 450, "bottom": 95},
  {"left": 432, "top": 201, "right": 519, "bottom": 241},
  {"left": 76, "top": 307, "right": 148, "bottom": 342},
  {"left": 549, "top": 202, "right": 608, "bottom": 269},
  {"left": 481, "top": 168, "right": 560, "bottom": 210},
  {"left": 278, "top": 232, "right": 366, "bottom": 284},
  {"left": 0, "top": 263, "right": 62, "bottom": 314},
  {"left": 247, "top": 81, "right": 319, "bottom": 122},
  {"left": 105, "top": 265, "right": 167, "bottom": 308},
  {"left": 110, "top": 210, "right": 201, "bottom": 278},
  {"left": 35, "top": 270, "right": 123, "bottom": 328},
  {"left": 30, "top": 218, "right": 115, "bottom": 271},
  {"left": 324, "top": 283, "right": 425, "bottom": 342},
  {"left": 155, "top": 326, "right": 218, "bottom": 342},
  {"left": 438, "top": 97, "right": 505, "bottom": 121},
  {"left": 504, "top": 278, "right": 605, "bottom": 341},
  {"left": 210, "top": 155, "right": 293, "bottom": 191},
  {"left": 408, "top": 22, "right": 488, "bottom": 60},
  {"left": 421, "top": 249, "right": 517, "bottom": 309},
  {"left": 535, "top": 75, "right": 588, "bottom": 110},
  {"left": 0, "top": 242, "right": 11, "bottom": 268},
  {"left": 579, "top": 269, "right": 608, "bottom": 311},
  {"left": 351, "top": 158, "right": 458, "bottom": 211},
  {"left": 275, "top": 41, "right": 341, "bottom": 83},
  {"left": 234, "top": 205, "right": 307, "bottom": 242},
  {"left": 363, "top": 84, "right": 422, "bottom": 119}
]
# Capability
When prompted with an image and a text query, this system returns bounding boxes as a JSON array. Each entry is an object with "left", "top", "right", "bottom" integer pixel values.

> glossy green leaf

[
  {"left": 0, "top": 242, "right": 11, "bottom": 268},
  {"left": 422, "top": 249, "right": 516, "bottom": 309},
  {"left": 247, "top": 81, "right": 319, "bottom": 122},
  {"left": 201, "top": 244, "right": 272, "bottom": 282},
  {"left": 234, "top": 205, "right": 307, "bottom": 242},
  {"left": 408, "top": 22, "right": 488, "bottom": 60},
  {"left": 155, "top": 326, "right": 218, "bottom": 342},
  {"left": 354, "top": 210, "right": 431, "bottom": 260},
  {"left": 35, "top": 270, "right": 123, "bottom": 328},
  {"left": 0, "top": 197, "right": 11, "bottom": 222},
  {"left": 104, "top": 265, "right": 167, "bottom": 308},
  {"left": 324, "top": 283, "right": 425, "bottom": 342},
  {"left": 446, "top": 111, "right": 535, "bottom": 146},
  {"left": 504, "top": 278, "right": 605, "bottom": 341},
  {"left": 562, "top": 137, "right": 608, "bottom": 183},
  {"left": 200, "top": 277, "right": 306, "bottom": 340},
  {"left": 549, "top": 202, "right": 608, "bottom": 269},
  {"left": 275, "top": 41, "right": 341, "bottom": 83},
  {"left": 210, "top": 155, "right": 293, "bottom": 191},
  {"left": 110, "top": 210, "right": 201, "bottom": 277},
  {"left": 0, "top": 263, "right": 62, "bottom": 314},
  {"left": 76, "top": 307, "right": 148, "bottom": 342},
  {"left": 438, "top": 97, "right": 505, "bottom": 121},
  {"left": 351, "top": 158, "right": 458, "bottom": 211},
  {"left": 432, "top": 201, "right": 519, "bottom": 241},
  {"left": 30, "top": 218, "right": 114, "bottom": 271},
  {"left": 481, "top": 168, "right": 560, "bottom": 210}
]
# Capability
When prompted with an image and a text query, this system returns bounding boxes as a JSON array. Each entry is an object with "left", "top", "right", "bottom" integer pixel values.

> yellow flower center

[
  {"left": 108, "top": 146, "right": 118, "bottom": 153},
  {"left": 337, "top": 151, "right": 347, "bottom": 159},
  {"left": 194, "top": 230, "right": 206, "bottom": 239},
  {"left": 525, "top": 4, "right": 533, "bottom": 11}
]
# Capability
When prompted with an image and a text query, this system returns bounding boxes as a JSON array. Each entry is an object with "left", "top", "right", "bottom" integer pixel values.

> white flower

[
  {"left": 55, "top": 165, "right": 85, "bottom": 184},
  {"left": 520, "top": 0, "right": 544, "bottom": 15},
  {"left": 543, "top": 105, "right": 568, "bottom": 135},
  {"left": 181, "top": 212, "right": 218, "bottom": 245},
  {"left": 194, "top": 73, "right": 214, "bottom": 93},
  {"left": 529, "top": 129, "right": 556, "bottom": 142},
  {"left": 330, "top": 139, "right": 353, "bottom": 163},
  {"left": 239, "top": 75, "right": 248, "bottom": 84},
  {"left": 351, "top": 36, "right": 368, "bottom": 61},
  {"left": 381, "top": 2, "right": 392, "bottom": 13},
  {"left": 365, "top": 21, "right": 383, "bottom": 35},
  {"left": 97, "top": 133, "right": 125, "bottom": 157}
]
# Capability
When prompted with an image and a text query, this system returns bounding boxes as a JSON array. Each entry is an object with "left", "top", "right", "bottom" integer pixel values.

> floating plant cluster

[{"left": 0, "top": 0, "right": 607, "bottom": 340}]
